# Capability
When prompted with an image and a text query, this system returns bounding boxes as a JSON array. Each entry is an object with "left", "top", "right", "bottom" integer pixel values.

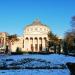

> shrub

[
  {"left": 16, "top": 47, "right": 23, "bottom": 54},
  {"left": 5, "top": 45, "right": 9, "bottom": 54}
]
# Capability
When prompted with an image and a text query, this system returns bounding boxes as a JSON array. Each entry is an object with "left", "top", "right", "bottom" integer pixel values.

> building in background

[
  {"left": 0, "top": 32, "right": 8, "bottom": 52},
  {"left": 11, "top": 19, "right": 50, "bottom": 52}
]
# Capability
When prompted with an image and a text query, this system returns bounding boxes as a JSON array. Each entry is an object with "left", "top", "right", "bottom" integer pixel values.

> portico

[{"left": 24, "top": 36, "right": 47, "bottom": 52}]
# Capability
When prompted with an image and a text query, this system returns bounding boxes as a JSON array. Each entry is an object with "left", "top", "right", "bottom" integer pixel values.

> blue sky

[{"left": 0, "top": 0, "right": 75, "bottom": 37}]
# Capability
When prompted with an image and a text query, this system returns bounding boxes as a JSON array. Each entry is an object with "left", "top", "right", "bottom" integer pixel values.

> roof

[
  {"left": 31, "top": 19, "right": 43, "bottom": 26},
  {"left": 24, "top": 19, "right": 48, "bottom": 29}
]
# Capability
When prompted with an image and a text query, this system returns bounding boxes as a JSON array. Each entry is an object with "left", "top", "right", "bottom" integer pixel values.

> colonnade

[{"left": 24, "top": 37, "right": 47, "bottom": 52}]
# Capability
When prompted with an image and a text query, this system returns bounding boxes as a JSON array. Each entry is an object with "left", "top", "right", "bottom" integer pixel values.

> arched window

[{"left": 25, "top": 37, "right": 28, "bottom": 40}]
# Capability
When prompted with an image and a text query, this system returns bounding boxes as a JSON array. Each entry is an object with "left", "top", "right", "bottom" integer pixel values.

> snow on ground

[
  {"left": 1, "top": 54, "right": 75, "bottom": 64},
  {"left": 0, "top": 69, "right": 70, "bottom": 75},
  {"left": 0, "top": 54, "right": 75, "bottom": 75}
]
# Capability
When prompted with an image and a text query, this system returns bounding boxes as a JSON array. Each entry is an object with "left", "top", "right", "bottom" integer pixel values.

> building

[
  {"left": 0, "top": 32, "right": 8, "bottom": 51},
  {"left": 11, "top": 19, "right": 50, "bottom": 52}
]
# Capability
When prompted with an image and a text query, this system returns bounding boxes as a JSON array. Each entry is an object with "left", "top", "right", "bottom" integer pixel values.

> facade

[
  {"left": 0, "top": 32, "right": 8, "bottom": 51},
  {"left": 11, "top": 20, "right": 50, "bottom": 52}
]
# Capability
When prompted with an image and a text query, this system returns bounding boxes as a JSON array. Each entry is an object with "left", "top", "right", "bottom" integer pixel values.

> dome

[
  {"left": 31, "top": 19, "right": 44, "bottom": 26},
  {"left": 24, "top": 19, "right": 50, "bottom": 35}
]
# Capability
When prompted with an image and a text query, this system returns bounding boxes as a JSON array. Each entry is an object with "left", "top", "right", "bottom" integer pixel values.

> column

[
  {"left": 24, "top": 38, "right": 25, "bottom": 50},
  {"left": 24, "top": 38, "right": 27, "bottom": 51},
  {"left": 38, "top": 38, "right": 39, "bottom": 52},
  {"left": 29, "top": 37, "right": 31, "bottom": 51},
  {"left": 33, "top": 38, "right": 35, "bottom": 52},
  {"left": 42, "top": 38, "right": 45, "bottom": 51}
]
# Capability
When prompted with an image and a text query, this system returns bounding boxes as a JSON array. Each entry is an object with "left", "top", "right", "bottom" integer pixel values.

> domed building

[{"left": 11, "top": 19, "right": 50, "bottom": 52}]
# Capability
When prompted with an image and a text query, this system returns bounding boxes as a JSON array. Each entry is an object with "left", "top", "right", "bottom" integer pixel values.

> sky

[{"left": 0, "top": 0, "right": 75, "bottom": 37}]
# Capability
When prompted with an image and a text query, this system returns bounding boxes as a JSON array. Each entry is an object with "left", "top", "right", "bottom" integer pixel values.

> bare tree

[
  {"left": 47, "top": 31, "right": 61, "bottom": 53},
  {"left": 64, "top": 16, "right": 75, "bottom": 53},
  {"left": 71, "top": 16, "right": 75, "bottom": 32}
]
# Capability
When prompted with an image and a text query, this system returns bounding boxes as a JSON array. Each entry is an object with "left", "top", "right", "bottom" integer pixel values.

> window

[
  {"left": 44, "top": 28, "right": 46, "bottom": 31},
  {"left": 40, "top": 28, "right": 42, "bottom": 30},
  {"left": 27, "top": 29, "right": 29, "bottom": 31},
  {"left": 35, "top": 28, "right": 38, "bottom": 31}
]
